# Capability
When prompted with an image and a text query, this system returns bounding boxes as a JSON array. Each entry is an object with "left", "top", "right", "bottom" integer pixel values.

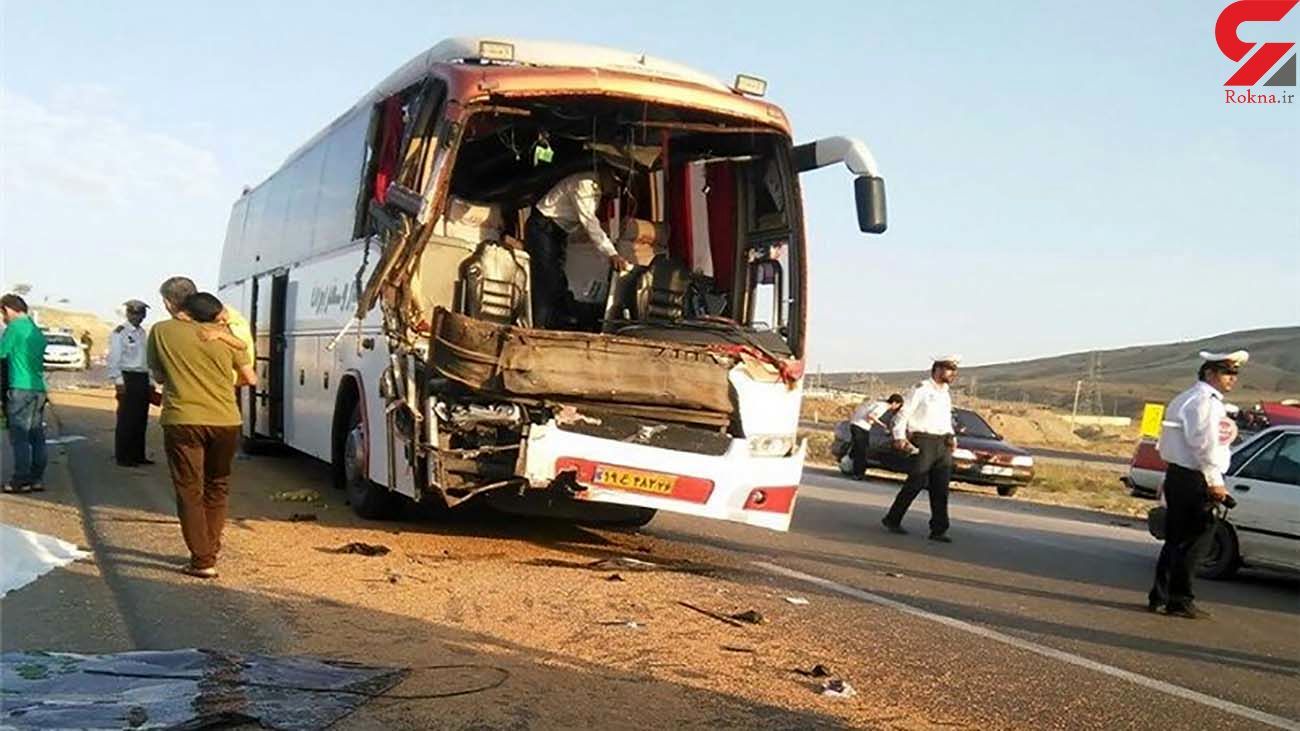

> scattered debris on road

[
  {"left": 591, "top": 556, "right": 661, "bottom": 571},
  {"left": 606, "top": 573, "right": 625, "bottom": 582},
  {"left": 44, "top": 435, "right": 88, "bottom": 445},
  {"left": 325, "top": 542, "right": 391, "bottom": 557},
  {"left": 793, "top": 664, "right": 833, "bottom": 678},
  {"left": 783, "top": 596, "right": 810, "bottom": 605},
  {"left": 728, "top": 609, "right": 766, "bottom": 625},
  {"left": 526, "top": 555, "right": 715, "bottom": 575},
  {"left": 270, "top": 489, "right": 322, "bottom": 503},
  {"left": 288, "top": 513, "right": 318, "bottom": 522},
  {"left": 721, "top": 646, "right": 756, "bottom": 654},
  {"left": 677, "top": 601, "right": 746, "bottom": 628},
  {"left": 821, "top": 678, "right": 857, "bottom": 699},
  {"left": 885, "top": 572, "right": 906, "bottom": 578},
  {"left": 596, "top": 620, "right": 644, "bottom": 629}
]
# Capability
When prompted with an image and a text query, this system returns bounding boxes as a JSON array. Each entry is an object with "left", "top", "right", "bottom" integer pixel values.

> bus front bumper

[{"left": 521, "top": 423, "right": 804, "bottom": 532}]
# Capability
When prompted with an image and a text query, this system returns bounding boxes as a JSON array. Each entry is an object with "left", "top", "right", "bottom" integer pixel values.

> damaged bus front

[{"left": 219, "top": 38, "right": 886, "bottom": 532}]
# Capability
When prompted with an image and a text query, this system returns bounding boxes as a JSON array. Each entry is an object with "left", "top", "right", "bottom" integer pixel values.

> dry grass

[{"left": 1015, "top": 462, "right": 1149, "bottom": 517}]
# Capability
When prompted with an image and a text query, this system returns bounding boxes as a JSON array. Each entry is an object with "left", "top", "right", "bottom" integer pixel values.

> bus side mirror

[{"left": 855, "top": 176, "right": 887, "bottom": 234}]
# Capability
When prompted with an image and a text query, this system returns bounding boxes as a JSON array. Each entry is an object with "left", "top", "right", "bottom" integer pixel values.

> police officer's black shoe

[
  {"left": 1147, "top": 600, "right": 1163, "bottom": 614},
  {"left": 927, "top": 533, "right": 952, "bottom": 543},
  {"left": 881, "top": 518, "right": 907, "bottom": 535},
  {"left": 1165, "top": 603, "right": 1209, "bottom": 619}
]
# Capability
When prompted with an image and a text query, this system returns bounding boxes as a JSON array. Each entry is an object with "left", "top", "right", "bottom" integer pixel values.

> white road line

[{"left": 755, "top": 561, "right": 1300, "bottom": 731}]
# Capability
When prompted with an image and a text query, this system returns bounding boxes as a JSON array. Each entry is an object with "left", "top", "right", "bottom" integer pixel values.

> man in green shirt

[
  {"left": 149, "top": 287, "right": 257, "bottom": 578},
  {"left": 1, "top": 293, "right": 49, "bottom": 493}
]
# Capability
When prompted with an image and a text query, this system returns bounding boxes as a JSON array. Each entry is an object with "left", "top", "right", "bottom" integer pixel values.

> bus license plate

[{"left": 593, "top": 465, "right": 678, "bottom": 495}]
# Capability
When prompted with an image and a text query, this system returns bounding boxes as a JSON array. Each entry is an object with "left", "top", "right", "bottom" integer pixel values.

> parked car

[
  {"left": 1197, "top": 425, "right": 1300, "bottom": 579},
  {"left": 1124, "top": 400, "right": 1300, "bottom": 498},
  {"left": 43, "top": 332, "right": 87, "bottom": 370},
  {"left": 833, "top": 408, "right": 1034, "bottom": 497},
  {"left": 1123, "top": 438, "right": 1166, "bottom": 498}
]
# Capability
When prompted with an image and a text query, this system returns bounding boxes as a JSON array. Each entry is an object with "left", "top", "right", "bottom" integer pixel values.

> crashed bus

[{"left": 218, "top": 37, "right": 886, "bottom": 532}]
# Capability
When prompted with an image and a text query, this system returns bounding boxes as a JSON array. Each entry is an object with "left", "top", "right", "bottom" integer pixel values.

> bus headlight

[{"left": 748, "top": 435, "right": 795, "bottom": 458}]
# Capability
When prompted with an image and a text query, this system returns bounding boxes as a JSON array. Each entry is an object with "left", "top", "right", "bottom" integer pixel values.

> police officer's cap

[
  {"left": 1198, "top": 350, "right": 1248, "bottom": 374},
  {"left": 123, "top": 299, "right": 149, "bottom": 312}
]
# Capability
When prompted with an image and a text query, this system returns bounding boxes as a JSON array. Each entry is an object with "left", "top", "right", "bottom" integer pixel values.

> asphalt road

[
  {"left": 648, "top": 468, "right": 1300, "bottom": 728},
  {"left": 4, "top": 392, "right": 1297, "bottom": 730}
]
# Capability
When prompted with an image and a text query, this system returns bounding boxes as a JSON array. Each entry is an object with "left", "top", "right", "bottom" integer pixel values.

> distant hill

[
  {"left": 31, "top": 306, "right": 114, "bottom": 359},
  {"left": 820, "top": 327, "right": 1300, "bottom": 415}
]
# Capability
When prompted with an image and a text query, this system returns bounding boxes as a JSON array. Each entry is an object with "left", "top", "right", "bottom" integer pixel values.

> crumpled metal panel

[
  {"left": 430, "top": 308, "right": 737, "bottom": 417},
  {"left": 0, "top": 649, "right": 406, "bottom": 730}
]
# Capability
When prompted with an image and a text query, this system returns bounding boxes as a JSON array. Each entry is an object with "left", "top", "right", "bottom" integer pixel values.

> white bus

[{"left": 218, "top": 37, "right": 886, "bottom": 531}]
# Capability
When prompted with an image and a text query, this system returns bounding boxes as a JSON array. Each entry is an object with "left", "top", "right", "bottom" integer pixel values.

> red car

[{"left": 1123, "top": 401, "right": 1300, "bottom": 498}]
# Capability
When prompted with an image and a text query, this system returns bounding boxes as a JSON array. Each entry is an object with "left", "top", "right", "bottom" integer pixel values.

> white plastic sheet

[{"left": 0, "top": 523, "right": 90, "bottom": 597}]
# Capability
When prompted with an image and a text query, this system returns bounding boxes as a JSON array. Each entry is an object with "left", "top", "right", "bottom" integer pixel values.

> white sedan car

[
  {"left": 1199, "top": 425, "right": 1300, "bottom": 579},
  {"left": 43, "top": 332, "right": 87, "bottom": 370}
]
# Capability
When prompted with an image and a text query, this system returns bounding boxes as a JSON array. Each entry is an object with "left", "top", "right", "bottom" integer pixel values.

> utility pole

[
  {"left": 1070, "top": 379, "right": 1083, "bottom": 432},
  {"left": 1078, "top": 352, "right": 1105, "bottom": 417}
]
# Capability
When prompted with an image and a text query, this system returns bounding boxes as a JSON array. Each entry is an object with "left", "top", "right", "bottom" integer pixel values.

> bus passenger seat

[
  {"left": 458, "top": 241, "right": 532, "bottom": 327},
  {"left": 433, "top": 196, "right": 503, "bottom": 243},
  {"left": 631, "top": 254, "right": 691, "bottom": 322}
]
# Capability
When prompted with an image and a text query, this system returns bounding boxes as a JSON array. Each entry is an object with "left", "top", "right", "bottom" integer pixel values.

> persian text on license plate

[
  {"left": 593, "top": 465, "right": 678, "bottom": 494},
  {"left": 980, "top": 465, "right": 1015, "bottom": 477}
]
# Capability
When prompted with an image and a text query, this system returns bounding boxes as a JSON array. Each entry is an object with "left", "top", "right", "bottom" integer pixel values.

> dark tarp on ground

[{"left": 0, "top": 649, "right": 406, "bottom": 730}]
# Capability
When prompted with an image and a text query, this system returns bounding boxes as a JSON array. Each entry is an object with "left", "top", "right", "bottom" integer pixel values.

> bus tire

[{"left": 334, "top": 385, "right": 395, "bottom": 520}]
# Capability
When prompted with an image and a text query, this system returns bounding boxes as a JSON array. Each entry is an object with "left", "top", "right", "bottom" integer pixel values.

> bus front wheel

[{"left": 336, "top": 397, "right": 396, "bottom": 520}]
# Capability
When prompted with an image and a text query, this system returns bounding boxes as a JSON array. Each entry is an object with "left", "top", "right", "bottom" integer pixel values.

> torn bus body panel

[{"left": 430, "top": 308, "right": 739, "bottom": 417}]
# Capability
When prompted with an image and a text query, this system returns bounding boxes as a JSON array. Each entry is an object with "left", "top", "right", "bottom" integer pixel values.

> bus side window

[{"left": 316, "top": 111, "right": 371, "bottom": 250}]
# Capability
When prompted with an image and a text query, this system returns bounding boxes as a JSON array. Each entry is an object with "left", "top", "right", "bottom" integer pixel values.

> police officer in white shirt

[
  {"left": 849, "top": 393, "right": 904, "bottom": 478},
  {"left": 526, "top": 168, "right": 633, "bottom": 329},
  {"left": 108, "top": 299, "right": 153, "bottom": 467},
  {"left": 883, "top": 356, "right": 960, "bottom": 541},
  {"left": 1148, "top": 349, "right": 1247, "bottom": 619}
]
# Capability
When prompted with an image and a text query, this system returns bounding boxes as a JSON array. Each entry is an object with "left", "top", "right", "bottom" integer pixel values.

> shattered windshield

[{"left": 431, "top": 99, "right": 802, "bottom": 354}]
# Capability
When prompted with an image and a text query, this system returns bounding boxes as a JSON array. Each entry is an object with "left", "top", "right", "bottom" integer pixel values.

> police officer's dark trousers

[
  {"left": 849, "top": 424, "right": 872, "bottom": 477},
  {"left": 884, "top": 433, "right": 952, "bottom": 535},
  {"left": 115, "top": 371, "right": 150, "bottom": 466},
  {"left": 1149, "top": 464, "right": 1217, "bottom": 609},
  {"left": 524, "top": 210, "right": 573, "bottom": 329}
]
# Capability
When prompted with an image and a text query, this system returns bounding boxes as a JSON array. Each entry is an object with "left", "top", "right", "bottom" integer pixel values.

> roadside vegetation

[
  {"left": 801, "top": 395, "right": 1141, "bottom": 456},
  {"left": 799, "top": 429, "right": 1151, "bottom": 518}
]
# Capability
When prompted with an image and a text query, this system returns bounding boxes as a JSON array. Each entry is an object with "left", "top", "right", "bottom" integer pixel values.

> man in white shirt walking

[
  {"left": 849, "top": 393, "right": 904, "bottom": 478},
  {"left": 526, "top": 168, "right": 632, "bottom": 329},
  {"left": 883, "top": 356, "right": 960, "bottom": 541},
  {"left": 1148, "top": 350, "right": 1248, "bottom": 619},
  {"left": 107, "top": 299, "right": 153, "bottom": 467}
]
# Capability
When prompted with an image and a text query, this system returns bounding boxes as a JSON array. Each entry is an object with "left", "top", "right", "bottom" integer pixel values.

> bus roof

[{"left": 281, "top": 37, "right": 751, "bottom": 168}]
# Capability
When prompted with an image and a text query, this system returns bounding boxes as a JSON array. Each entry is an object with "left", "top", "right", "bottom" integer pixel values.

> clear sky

[{"left": 2, "top": 1, "right": 1296, "bottom": 370}]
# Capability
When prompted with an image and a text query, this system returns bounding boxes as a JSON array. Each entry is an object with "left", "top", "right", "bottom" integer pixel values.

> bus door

[{"left": 249, "top": 270, "right": 288, "bottom": 441}]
